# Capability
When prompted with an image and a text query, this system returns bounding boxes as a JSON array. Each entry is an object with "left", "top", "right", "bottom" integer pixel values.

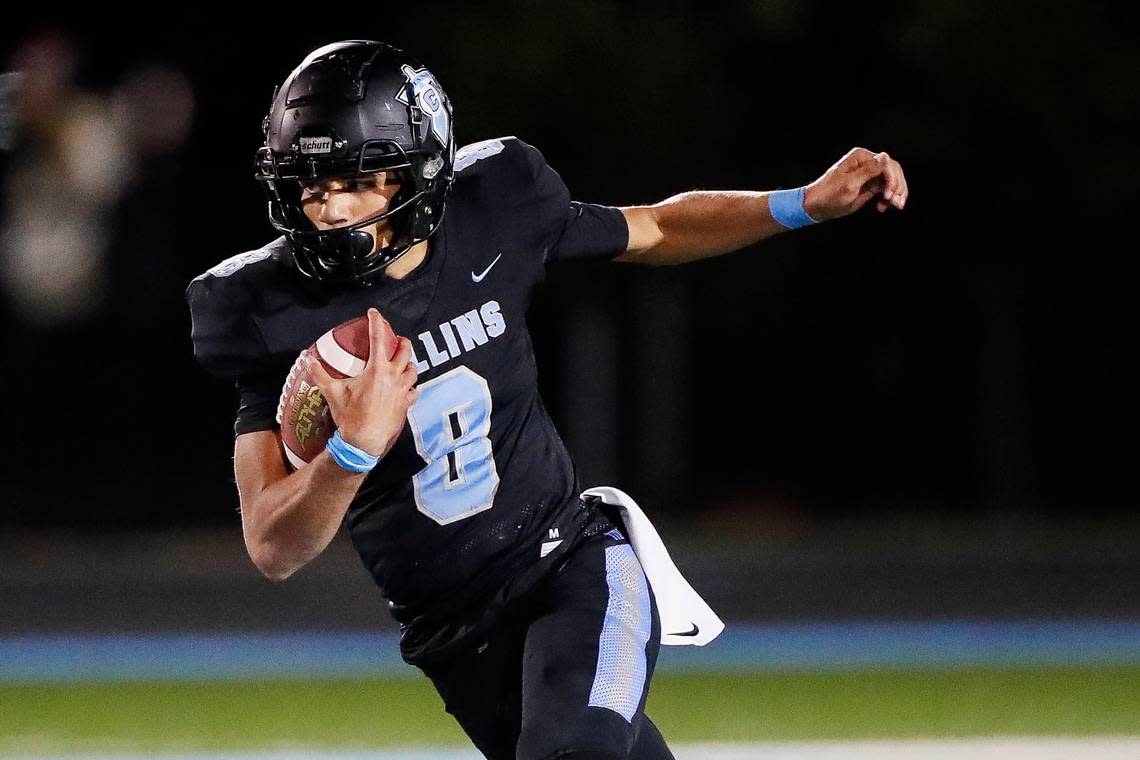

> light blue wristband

[
  {"left": 326, "top": 430, "right": 381, "bottom": 473},
  {"left": 769, "top": 186, "right": 820, "bottom": 229}
]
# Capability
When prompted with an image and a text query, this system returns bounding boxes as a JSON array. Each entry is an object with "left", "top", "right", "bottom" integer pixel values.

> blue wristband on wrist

[
  {"left": 769, "top": 186, "right": 820, "bottom": 229},
  {"left": 326, "top": 430, "right": 381, "bottom": 473}
]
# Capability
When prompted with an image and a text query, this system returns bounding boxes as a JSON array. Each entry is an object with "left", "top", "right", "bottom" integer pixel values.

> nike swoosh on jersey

[
  {"left": 669, "top": 623, "right": 700, "bottom": 637},
  {"left": 471, "top": 253, "right": 503, "bottom": 283}
]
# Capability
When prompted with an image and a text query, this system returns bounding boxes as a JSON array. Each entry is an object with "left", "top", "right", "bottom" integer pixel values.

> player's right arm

[
  {"left": 235, "top": 429, "right": 363, "bottom": 581},
  {"left": 233, "top": 309, "right": 419, "bottom": 581}
]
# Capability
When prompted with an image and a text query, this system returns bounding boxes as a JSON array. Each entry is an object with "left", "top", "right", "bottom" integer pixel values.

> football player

[{"left": 186, "top": 41, "right": 907, "bottom": 760}]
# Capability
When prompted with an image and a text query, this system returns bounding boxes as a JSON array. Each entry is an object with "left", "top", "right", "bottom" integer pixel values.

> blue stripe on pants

[{"left": 587, "top": 543, "right": 652, "bottom": 722}]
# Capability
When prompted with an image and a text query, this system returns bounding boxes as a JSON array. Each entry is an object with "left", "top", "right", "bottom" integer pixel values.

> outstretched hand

[
  {"left": 305, "top": 308, "right": 419, "bottom": 458},
  {"left": 803, "top": 148, "right": 908, "bottom": 222}
]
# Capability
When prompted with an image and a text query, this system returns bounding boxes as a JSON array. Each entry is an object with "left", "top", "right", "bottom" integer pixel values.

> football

[{"left": 276, "top": 312, "right": 400, "bottom": 470}]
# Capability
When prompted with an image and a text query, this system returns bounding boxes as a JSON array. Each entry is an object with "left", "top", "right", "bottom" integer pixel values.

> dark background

[{"left": 0, "top": 2, "right": 1134, "bottom": 546}]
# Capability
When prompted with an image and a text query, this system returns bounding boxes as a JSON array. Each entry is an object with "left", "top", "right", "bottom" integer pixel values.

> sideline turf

[{"left": 1, "top": 668, "right": 1137, "bottom": 754}]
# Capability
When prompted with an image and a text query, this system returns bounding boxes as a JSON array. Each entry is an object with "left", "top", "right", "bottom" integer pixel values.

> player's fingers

[
  {"left": 852, "top": 188, "right": 878, "bottom": 212},
  {"left": 877, "top": 153, "right": 899, "bottom": 200},
  {"left": 887, "top": 157, "right": 907, "bottom": 207},
  {"left": 882, "top": 159, "right": 897, "bottom": 204},
  {"left": 397, "top": 361, "right": 418, "bottom": 389},
  {"left": 846, "top": 155, "right": 888, "bottom": 194},
  {"left": 369, "top": 309, "right": 401, "bottom": 369},
  {"left": 304, "top": 352, "right": 339, "bottom": 394},
  {"left": 365, "top": 307, "right": 396, "bottom": 364},
  {"left": 392, "top": 336, "right": 414, "bottom": 370},
  {"left": 895, "top": 162, "right": 909, "bottom": 207},
  {"left": 400, "top": 354, "right": 419, "bottom": 378},
  {"left": 843, "top": 146, "right": 875, "bottom": 164},
  {"left": 838, "top": 147, "right": 875, "bottom": 170}
]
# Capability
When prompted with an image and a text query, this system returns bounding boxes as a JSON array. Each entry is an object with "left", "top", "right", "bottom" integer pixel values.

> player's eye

[{"left": 299, "top": 177, "right": 378, "bottom": 199}]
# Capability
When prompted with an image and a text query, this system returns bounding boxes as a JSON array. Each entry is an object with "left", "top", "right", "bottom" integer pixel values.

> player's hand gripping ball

[{"left": 276, "top": 310, "right": 401, "bottom": 470}]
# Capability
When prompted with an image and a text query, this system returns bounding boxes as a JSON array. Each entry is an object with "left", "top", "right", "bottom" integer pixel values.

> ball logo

[
  {"left": 288, "top": 381, "right": 328, "bottom": 450},
  {"left": 396, "top": 64, "right": 450, "bottom": 146}
]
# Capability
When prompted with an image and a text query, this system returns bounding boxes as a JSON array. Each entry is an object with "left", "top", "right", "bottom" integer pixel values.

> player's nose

[{"left": 316, "top": 200, "right": 350, "bottom": 229}]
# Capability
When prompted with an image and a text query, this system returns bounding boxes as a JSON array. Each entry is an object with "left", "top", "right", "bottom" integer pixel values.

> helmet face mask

[
  {"left": 264, "top": 163, "right": 420, "bottom": 283},
  {"left": 255, "top": 41, "right": 455, "bottom": 287}
]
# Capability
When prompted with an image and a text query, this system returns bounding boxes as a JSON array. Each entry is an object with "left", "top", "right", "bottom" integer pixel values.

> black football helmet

[{"left": 255, "top": 41, "right": 455, "bottom": 286}]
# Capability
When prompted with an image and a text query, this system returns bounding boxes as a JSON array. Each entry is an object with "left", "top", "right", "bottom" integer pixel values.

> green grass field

[{"left": 2, "top": 667, "right": 1138, "bottom": 755}]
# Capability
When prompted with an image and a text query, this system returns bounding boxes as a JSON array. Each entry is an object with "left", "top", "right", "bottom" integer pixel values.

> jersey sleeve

[
  {"left": 234, "top": 374, "right": 282, "bottom": 437},
  {"left": 523, "top": 141, "right": 628, "bottom": 263},
  {"left": 493, "top": 138, "right": 629, "bottom": 264},
  {"left": 185, "top": 271, "right": 281, "bottom": 437},
  {"left": 546, "top": 199, "right": 631, "bottom": 264}
]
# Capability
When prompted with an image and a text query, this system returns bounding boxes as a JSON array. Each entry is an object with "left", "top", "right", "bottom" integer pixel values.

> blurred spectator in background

[
  {"left": 0, "top": 31, "right": 196, "bottom": 529},
  {"left": 106, "top": 63, "right": 195, "bottom": 323},
  {"left": 1, "top": 32, "right": 125, "bottom": 324},
  {"left": 1, "top": 32, "right": 194, "bottom": 326}
]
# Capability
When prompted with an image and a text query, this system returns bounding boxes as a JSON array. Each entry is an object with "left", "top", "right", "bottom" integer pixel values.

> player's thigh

[
  {"left": 517, "top": 534, "right": 664, "bottom": 760},
  {"left": 419, "top": 620, "right": 526, "bottom": 760}
]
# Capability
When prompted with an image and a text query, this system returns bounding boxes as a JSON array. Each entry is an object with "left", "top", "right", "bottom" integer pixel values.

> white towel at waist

[{"left": 582, "top": 485, "right": 724, "bottom": 647}]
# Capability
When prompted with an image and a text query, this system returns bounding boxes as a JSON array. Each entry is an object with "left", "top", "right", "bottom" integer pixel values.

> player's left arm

[{"left": 614, "top": 147, "right": 907, "bottom": 265}]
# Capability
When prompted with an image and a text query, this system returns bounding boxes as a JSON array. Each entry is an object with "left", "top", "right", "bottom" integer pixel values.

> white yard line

[
  {"left": 679, "top": 737, "right": 1140, "bottom": 759},
  {"left": 7, "top": 738, "right": 1140, "bottom": 760}
]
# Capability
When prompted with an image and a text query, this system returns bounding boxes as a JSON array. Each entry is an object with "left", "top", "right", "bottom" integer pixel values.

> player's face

[{"left": 299, "top": 171, "right": 404, "bottom": 251}]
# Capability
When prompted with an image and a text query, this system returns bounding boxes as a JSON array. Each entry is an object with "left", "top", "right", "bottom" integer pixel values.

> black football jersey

[{"left": 186, "top": 137, "right": 628, "bottom": 664}]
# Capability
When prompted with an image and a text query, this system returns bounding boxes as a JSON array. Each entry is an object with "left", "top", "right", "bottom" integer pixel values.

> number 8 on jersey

[{"left": 407, "top": 366, "right": 500, "bottom": 524}]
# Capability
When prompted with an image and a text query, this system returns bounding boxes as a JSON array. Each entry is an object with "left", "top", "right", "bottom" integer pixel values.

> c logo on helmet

[{"left": 396, "top": 64, "right": 450, "bottom": 146}]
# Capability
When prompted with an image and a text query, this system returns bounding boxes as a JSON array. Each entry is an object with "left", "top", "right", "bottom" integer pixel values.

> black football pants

[{"left": 418, "top": 530, "right": 674, "bottom": 760}]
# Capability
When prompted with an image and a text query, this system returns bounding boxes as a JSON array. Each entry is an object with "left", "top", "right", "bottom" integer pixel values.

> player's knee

[{"left": 519, "top": 712, "right": 633, "bottom": 760}]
